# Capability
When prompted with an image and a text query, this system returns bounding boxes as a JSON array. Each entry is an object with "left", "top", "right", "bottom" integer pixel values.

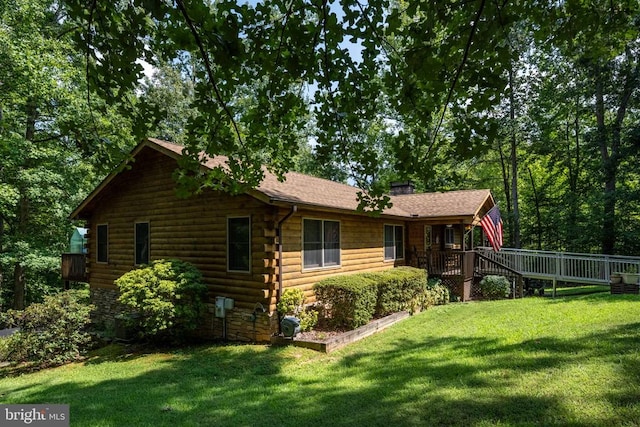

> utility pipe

[{"left": 276, "top": 205, "right": 297, "bottom": 303}]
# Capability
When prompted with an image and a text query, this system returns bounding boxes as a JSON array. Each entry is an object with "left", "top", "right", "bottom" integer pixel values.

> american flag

[{"left": 481, "top": 205, "right": 503, "bottom": 252}]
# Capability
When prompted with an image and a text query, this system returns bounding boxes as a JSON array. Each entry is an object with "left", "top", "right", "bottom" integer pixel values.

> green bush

[
  {"left": 313, "top": 268, "right": 451, "bottom": 330},
  {"left": 277, "top": 288, "right": 318, "bottom": 332},
  {"left": 424, "top": 278, "right": 450, "bottom": 307},
  {"left": 478, "top": 275, "right": 511, "bottom": 300},
  {"left": 115, "top": 259, "right": 207, "bottom": 341},
  {"left": 314, "top": 275, "right": 378, "bottom": 329},
  {"left": 0, "top": 290, "right": 93, "bottom": 367},
  {"left": 368, "top": 267, "right": 427, "bottom": 316}
]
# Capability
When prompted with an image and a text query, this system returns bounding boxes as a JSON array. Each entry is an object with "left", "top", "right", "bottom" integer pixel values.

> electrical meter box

[
  {"left": 215, "top": 297, "right": 235, "bottom": 318},
  {"left": 215, "top": 297, "right": 226, "bottom": 318}
]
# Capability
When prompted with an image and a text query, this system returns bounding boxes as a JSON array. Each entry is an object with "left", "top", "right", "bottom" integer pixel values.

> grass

[
  {"left": 544, "top": 284, "right": 611, "bottom": 297},
  {"left": 1, "top": 293, "right": 639, "bottom": 426}
]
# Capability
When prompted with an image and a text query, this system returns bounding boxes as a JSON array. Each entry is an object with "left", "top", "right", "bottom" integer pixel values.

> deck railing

[
  {"left": 413, "top": 250, "right": 524, "bottom": 298},
  {"left": 61, "top": 253, "right": 87, "bottom": 282},
  {"left": 476, "top": 247, "right": 640, "bottom": 285}
]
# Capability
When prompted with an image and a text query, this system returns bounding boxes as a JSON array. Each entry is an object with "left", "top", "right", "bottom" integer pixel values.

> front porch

[{"left": 411, "top": 250, "right": 524, "bottom": 301}]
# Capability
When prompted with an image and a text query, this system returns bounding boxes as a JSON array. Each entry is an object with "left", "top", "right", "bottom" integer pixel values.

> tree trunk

[
  {"left": 565, "top": 99, "right": 581, "bottom": 251},
  {"left": 498, "top": 141, "right": 512, "bottom": 244},
  {"left": 13, "top": 262, "right": 25, "bottom": 310},
  {"left": 0, "top": 215, "right": 3, "bottom": 312},
  {"left": 594, "top": 58, "right": 637, "bottom": 254},
  {"left": 12, "top": 98, "right": 37, "bottom": 309},
  {"left": 527, "top": 167, "right": 542, "bottom": 250},
  {"left": 508, "top": 64, "right": 521, "bottom": 249}
]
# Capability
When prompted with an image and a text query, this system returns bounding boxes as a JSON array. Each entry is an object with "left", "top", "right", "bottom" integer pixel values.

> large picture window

[
  {"left": 303, "top": 219, "right": 340, "bottom": 269},
  {"left": 135, "top": 222, "right": 149, "bottom": 265},
  {"left": 96, "top": 224, "right": 108, "bottom": 263},
  {"left": 228, "top": 216, "right": 251, "bottom": 272},
  {"left": 384, "top": 224, "right": 404, "bottom": 261}
]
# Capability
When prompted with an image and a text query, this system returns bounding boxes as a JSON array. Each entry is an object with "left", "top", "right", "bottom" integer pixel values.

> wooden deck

[
  {"left": 61, "top": 253, "right": 87, "bottom": 282},
  {"left": 413, "top": 250, "right": 524, "bottom": 301}
]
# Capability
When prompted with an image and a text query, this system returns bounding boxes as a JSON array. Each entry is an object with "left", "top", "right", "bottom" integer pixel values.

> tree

[
  {"left": 534, "top": 1, "right": 640, "bottom": 254},
  {"left": 61, "top": 0, "right": 516, "bottom": 210},
  {"left": 58, "top": 0, "right": 640, "bottom": 254},
  {"left": 0, "top": 0, "right": 135, "bottom": 309}
]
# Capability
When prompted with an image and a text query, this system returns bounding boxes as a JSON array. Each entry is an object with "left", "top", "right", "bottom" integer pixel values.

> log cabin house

[{"left": 67, "top": 138, "right": 497, "bottom": 342}]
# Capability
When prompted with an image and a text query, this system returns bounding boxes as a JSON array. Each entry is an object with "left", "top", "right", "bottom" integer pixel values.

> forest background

[{"left": 1, "top": 0, "right": 639, "bottom": 310}]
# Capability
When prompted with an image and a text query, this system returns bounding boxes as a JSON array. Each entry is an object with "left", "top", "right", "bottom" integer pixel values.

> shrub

[
  {"left": 314, "top": 275, "right": 377, "bottom": 329},
  {"left": 115, "top": 259, "right": 207, "bottom": 341},
  {"left": 369, "top": 267, "right": 427, "bottom": 316},
  {"left": 424, "top": 278, "right": 450, "bottom": 307},
  {"left": 276, "top": 288, "right": 318, "bottom": 332},
  {"left": 478, "top": 275, "right": 511, "bottom": 300},
  {"left": 0, "top": 290, "right": 93, "bottom": 367}
]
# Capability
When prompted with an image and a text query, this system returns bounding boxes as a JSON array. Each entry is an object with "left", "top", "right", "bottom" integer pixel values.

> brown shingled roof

[
  {"left": 73, "top": 138, "right": 494, "bottom": 221},
  {"left": 149, "top": 138, "right": 411, "bottom": 216},
  {"left": 391, "top": 189, "right": 493, "bottom": 219}
]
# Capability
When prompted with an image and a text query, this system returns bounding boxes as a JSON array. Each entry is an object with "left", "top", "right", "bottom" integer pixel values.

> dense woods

[{"left": 1, "top": 0, "right": 639, "bottom": 310}]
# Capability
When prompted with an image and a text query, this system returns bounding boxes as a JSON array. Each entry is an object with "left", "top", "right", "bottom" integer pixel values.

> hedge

[
  {"left": 313, "top": 275, "right": 378, "bottom": 329},
  {"left": 366, "top": 267, "right": 427, "bottom": 316},
  {"left": 313, "top": 267, "right": 449, "bottom": 330}
]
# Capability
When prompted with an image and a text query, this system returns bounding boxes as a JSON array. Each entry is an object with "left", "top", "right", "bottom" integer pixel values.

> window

[
  {"left": 303, "top": 219, "right": 340, "bottom": 269},
  {"left": 135, "top": 222, "right": 149, "bottom": 265},
  {"left": 384, "top": 224, "right": 404, "bottom": 260},
  {"left": 96, "top": 224, "right": 108, "bottom": 263},
  {"left": 445, "top": 226, "right": 455, "bottom": 247},
  {"left": 228, "top": 216, "right": 251, "bottom": 272}
]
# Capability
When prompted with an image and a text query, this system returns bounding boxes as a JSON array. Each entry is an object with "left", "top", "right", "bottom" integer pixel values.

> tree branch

[
  {"left": 427, "top": 0, "right": 487, "bottom": 156},
  {"left": 174, "top": 0, "right": 246, "bottom": 155}
]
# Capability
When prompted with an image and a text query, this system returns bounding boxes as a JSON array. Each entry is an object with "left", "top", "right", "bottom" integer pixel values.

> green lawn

[{"left": 1, "top": 293, "right": 639, "bottom": 426}]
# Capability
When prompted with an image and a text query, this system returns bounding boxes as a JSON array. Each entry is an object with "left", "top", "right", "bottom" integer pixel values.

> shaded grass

[
  {"left": 543, "top": 285, "right": 610, "bottom": 297},
  {"left": 1, "top": 293, "right": 639, "bottom": 426}
]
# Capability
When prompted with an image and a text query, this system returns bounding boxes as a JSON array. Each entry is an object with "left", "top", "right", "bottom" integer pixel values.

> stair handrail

[{"left": 475, "top": 251, "right": 523, "bottom": 278}]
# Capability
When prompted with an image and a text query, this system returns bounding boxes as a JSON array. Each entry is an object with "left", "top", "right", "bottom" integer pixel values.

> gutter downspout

[{"left": 276, "top": 205, "right": 297, "bottom": 303}]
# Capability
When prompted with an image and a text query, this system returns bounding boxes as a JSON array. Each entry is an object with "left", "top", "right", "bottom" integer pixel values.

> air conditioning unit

[{"left": 280, "top": 316, "right": 301, "bottom": 338}]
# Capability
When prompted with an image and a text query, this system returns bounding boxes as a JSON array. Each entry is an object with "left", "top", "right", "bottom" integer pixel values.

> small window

[
  {"left": 303, "top": 219, "right": 340, "bottom": 269},
  {"left": 135, "top": 222, "right": 150, "bottom": 265},
  {"left": 384, "top": 224, "right": 404, "bottom": 260},
  {"left": 228, "top": 217, "right": 251, "bottom": 272},
  {"left": 96, "top": 224, "right": 108, "bottom": 263},
  {"left": 445, "top": 226, "right": 455, "bottom": 246}
]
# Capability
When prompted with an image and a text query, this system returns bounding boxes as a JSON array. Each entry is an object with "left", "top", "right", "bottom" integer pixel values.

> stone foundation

[
  {"left": 199, "top": 305, "right": 278, "bottom": 343},
  {"left": 90, "top": 288, "right": 127, "bottom": 330},
  {"left": 91, "top": 287, "right": 278, "bottom": 343}
]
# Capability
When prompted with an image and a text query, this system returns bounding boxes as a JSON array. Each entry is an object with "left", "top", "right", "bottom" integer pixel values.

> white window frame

[
  {"left": 302, "top": 218, "right": 341, "bottom": 270},
  {"left": 445, "top": 226, "right": 455, "bottom": 248},
  {"left": 384, "top": 224, "right": 405, "bottom": 261},
  {"left": 96, "top": 223, "right": 108, "bottom": 264},
  {"left": 227, "top": 216, "right": 252, "bottom": 273}
]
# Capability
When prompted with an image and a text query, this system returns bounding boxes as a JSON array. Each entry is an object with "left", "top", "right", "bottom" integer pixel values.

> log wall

[
  {"left": 277, "top": 209, "right": 406, "bottom": 302},
  {"left": 84, "top": 147, "right": 277, "bottom": 341},
  {"left": 81, "top": 146, "right": 446, "bottom": 341}
]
